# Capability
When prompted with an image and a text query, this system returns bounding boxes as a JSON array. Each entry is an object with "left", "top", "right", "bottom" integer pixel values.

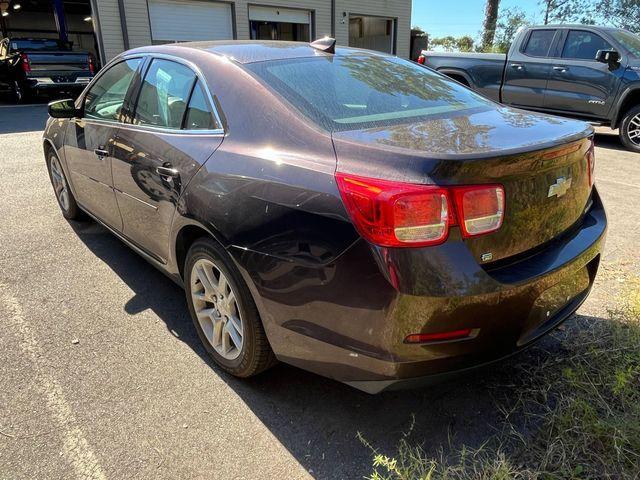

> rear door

[
  {"left": 112, "top": 57, "right": 224, "bottom": 261},
  {"left": 543, "top": 28, "right": 623, "bottom": 119},
  {"left": 64, "top": 57, "right": 142, "bottom": 230},
  {"left": 502, "top": 28, "right": 560, "bottom": 108}
]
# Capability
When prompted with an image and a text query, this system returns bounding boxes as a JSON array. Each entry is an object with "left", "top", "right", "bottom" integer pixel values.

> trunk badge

[{"left": 548, "top": 177, "right": 572, "bottom": 198}]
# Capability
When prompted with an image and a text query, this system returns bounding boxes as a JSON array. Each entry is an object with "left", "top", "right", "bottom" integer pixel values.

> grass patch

[{"left": 360, "top": 280, "right": 640, "bottom": 480}]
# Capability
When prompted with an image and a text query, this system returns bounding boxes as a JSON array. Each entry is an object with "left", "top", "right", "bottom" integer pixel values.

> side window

[
  {"left": 84, "top": 58, "right": 141, "bottom": 121},
  {"left": 134, "top": 59, "right": 195, "bottom": 129},
  {"left": 562, "top": 30, "right": 612, "bottom": 60},
  {"left": 523, "top": 30, "right": 557, "bottom": 57},
  {"left": 184, "top": 81, "right": 219, "bottom": 130}
]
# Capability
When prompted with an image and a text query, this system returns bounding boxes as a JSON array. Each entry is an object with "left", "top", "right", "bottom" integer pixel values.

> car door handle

[
  {"left": 510, "top": 63, "right": 524, "bottom": 70},
  {"left": 553, "top": 66, "right": 568, "bottom": 72},
  {"left": 156, "top": 165, "right": 180, "bottom": 180},
  {"left": 94, "top": 148, "right": 109, "bottom": 160}
]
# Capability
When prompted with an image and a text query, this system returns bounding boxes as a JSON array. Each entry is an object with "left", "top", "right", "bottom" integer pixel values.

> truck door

[
  {"left": 543, "top": 29, "right": 623, "bottom": 119},
  {"left": 502, "top": 28, "right": 560, "bottom": 108}
]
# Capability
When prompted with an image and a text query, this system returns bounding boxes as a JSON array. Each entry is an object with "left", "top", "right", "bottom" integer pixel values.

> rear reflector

[
  {"left": 452, "top": 185, "right": 504, "bottom": 237},
  {"left": 404, "top": 328, "right": 474, "bottom": 344},
  {"left": 335, "top": 173, "right": 451, "bottom": 247},
  {"left": 417, "top": 55, "right": 426, "bottom": 64}
]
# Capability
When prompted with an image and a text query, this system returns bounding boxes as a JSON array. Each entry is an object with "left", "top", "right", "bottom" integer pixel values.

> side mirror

[
  {"left": 48, "top": 98, "right": 78, "bottom": 118},
  {"left": 595, "top": 49, "right": 620, "bottom": 65}
]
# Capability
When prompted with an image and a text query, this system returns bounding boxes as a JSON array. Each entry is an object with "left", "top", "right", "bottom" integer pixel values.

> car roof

[{"left": 129, "top": 40, "right": 389, "bottom": 64}]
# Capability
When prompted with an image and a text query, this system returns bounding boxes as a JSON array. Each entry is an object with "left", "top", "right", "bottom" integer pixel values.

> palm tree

[{"left": 480, "top": 0, "right": 501, "bottom": 51}]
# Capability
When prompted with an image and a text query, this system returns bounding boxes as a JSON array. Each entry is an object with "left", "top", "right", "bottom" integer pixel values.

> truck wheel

[
  {"left": 11, "top": 81, "right": 23, "bottom": 104},
  {"left": 619, "top": 105, "right": 640, "bottom": 153}
]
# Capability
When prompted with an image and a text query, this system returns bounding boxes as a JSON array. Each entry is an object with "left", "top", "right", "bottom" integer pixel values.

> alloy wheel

[
  {"left": 190, "top": 258, "right": 244, "bottom": 360},
  {"left": 627, "top": 113, "right": 640, "bottom": 146},
  {"left": 49, "top": 156, "right": 70, "bottom": 212}
]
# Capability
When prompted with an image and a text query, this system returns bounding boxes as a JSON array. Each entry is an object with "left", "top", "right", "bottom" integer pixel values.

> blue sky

[{"left": 411, "top": 0, "right": 543, "bottom": 39}]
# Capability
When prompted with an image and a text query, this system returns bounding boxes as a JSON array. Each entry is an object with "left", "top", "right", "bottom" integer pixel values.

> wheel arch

[
  {"left": 437, "top": 68, "right": 472, "bottom": 87},
  {"left": 612, "top": 87, "right": 640, "bottom": 129}
]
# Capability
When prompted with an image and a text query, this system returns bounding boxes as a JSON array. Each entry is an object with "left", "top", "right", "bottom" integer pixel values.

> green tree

[
  {"left": 494, "top": 7, "right": 531, "bottom": 53},
  {"left": 596, "top": 0, "right": 640, "bottom": 34},
  {"left": 456, "top": 36, "right": 475, "bottom": 52},
  {"left": 430, "top": 36, "right": 475, "bottom": 52},
  {"left": 430, "top": 36, "right": 458, "bottom": 52}
]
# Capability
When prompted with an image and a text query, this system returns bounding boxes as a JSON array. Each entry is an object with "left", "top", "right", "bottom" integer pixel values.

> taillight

[
  {"left": 20, "top": 53, "right": 31, "bottom": 73},
  {"left": 586, "top": 138, "right": 595, "bottom": 187},
  {"left": 335, "top": 173, "right": 451, "bottom": 247},
  {"left": 417, "top": 55, "right": 426, "bottom": 64},
  {"left": 451, "top": 185, "right": 504, "bottom": 237},
  {"left": 335, "top": 173, "right": 505, "bottom": 247},
  {"left": 88, "top": 55, "right": 96, "bottom": 74}
]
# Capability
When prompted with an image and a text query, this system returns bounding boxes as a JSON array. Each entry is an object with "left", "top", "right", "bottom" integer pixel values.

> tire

[
  {"left": 46, "top": 151, "right": 83, "bottom": 220},
  {"left": 184, "top": 237, "right": 276, "bottom": 377},
  {"left": 619, "top": 104, "right": 640, "bottom": 153},
  {"left": 10, "top": 81, "right": 23, "bottom": 104}
]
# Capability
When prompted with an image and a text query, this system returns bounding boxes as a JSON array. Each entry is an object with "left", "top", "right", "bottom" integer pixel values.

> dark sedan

[{"left": 43, "top": 39, "right": 606, "bottom": 393}]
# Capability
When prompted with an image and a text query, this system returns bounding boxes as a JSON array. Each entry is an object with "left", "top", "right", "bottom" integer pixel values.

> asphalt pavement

[{"left": 0, "top": 105, "right": 638, "bottom": 480}]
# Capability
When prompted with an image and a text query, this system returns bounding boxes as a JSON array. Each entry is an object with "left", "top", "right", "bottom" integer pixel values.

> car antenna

[{"left": 310, "top": 37, "right": 336, "bottom": 54}]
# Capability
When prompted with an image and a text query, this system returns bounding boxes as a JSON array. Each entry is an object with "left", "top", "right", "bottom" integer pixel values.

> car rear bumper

[
  {"left": 233, "top": 189, "right": 607, "bottom": 393},
  {"left": 25, "top": 76, "right": 92, "bottom": 90}
]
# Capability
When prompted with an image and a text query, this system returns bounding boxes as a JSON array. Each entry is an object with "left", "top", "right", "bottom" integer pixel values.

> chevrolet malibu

[{"left": 43, "top": 39, "right": 606, "bottom": 393}]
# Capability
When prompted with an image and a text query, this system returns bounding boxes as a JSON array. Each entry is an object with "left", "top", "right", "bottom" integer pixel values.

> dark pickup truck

[
  {"left": 419, "top": 25, "right": 640, "bottom": 152},
  {"left": 0, "top": 38, "right": 95, "bottom": 103}
]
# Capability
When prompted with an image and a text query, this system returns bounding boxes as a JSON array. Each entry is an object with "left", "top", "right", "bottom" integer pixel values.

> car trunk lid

[{"left": 332, "top": 108, "right": 594, "bottom": 264}]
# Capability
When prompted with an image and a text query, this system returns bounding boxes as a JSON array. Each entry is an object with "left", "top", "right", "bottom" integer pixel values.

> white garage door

[
  {"left": 248, "top": 6, "right": 311, "bottom": 24},
  {"left": 148, "top": 0, "right": 233, "bottom": 42}
]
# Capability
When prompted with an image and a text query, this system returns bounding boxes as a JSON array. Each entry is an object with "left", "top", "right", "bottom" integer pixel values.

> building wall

[
  {"left": 94, "top": 0, "right": 410, "bottom": 62},
  {"left": 335, "top": 0, "right": 411, "bottom": 57}
]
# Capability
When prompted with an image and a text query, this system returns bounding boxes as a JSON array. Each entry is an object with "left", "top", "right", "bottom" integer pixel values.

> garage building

[{"left": 91, "top": 0, "right": 411, "bottom": 63}]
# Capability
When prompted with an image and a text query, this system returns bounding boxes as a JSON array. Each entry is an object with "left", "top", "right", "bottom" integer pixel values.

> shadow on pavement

[
  {"left": 0, "top": 104, "right": 49, "bottom": 134},
  {"left": 594, "top": 131, "right": 626, "bottom": 152},
  {"left": 68, "top": 219, "right": 582, "bottom": 479}
]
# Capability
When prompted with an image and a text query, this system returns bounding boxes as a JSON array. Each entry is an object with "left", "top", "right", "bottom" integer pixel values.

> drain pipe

[{"left": 116, "top": 0, "right": 130, "bottom": 50}]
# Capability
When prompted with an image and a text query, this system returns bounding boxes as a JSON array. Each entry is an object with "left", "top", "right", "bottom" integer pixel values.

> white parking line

[{"left": 0, "top": 283, "right": 107, "bottom": 480}]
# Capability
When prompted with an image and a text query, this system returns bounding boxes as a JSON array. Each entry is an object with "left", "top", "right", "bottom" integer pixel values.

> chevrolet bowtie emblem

[{"left": 548, "top": 176, "right": 572, "bottom": 198}]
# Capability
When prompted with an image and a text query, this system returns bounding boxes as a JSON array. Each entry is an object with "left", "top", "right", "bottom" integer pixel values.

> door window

[
  {"left": 84, "top": 58, "right": 141, "bottom": 121},
  {"left": 523, "top": 29, "right": 557, "bottom": 57},
  {"left": 184, "top": 81, "right": 219, "bottom": 130},
  {"left": 562, "top": 30, "right": 612, "bottom": 60},
  {"left": 134, "top": 59, "right": 196, "bottom": 129}
]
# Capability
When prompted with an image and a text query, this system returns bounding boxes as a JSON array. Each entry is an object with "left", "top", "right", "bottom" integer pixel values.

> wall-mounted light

[
  {"left": 84, "top": 16, "right": 92, "bottom": 22},
  {"left": 13, "top": 3, "right": 21, "bottom": 10},
  {"left": 1, "top": 11, "right": 9, "bottom": 17}
]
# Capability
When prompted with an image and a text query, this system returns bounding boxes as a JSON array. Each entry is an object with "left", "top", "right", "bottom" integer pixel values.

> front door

[
  {"left": 501, "top": 28, "right": 559, "bottom": 108},
  {"left": 64, "top": 58, "right": 143, "bottom": 230},
  {"left": 112, "top": 58, "right": 223, "bottom": 261},
  {"left": 544, "top": 29, "right": 623, "bottom": 119}
]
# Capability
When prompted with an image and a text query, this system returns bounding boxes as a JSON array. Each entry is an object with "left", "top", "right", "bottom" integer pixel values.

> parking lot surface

[{"left": 0, "top": 105, "right": 638, "bottom": 480}]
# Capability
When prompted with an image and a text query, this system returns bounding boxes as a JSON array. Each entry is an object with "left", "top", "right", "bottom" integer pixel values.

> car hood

[{"left": 332, "top": 105, "right": 592, "bottom": 160}]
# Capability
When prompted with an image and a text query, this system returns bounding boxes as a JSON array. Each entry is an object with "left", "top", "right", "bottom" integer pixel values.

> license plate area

[{"left": 518, "top": 267, "right": 591, "bottom": 346}]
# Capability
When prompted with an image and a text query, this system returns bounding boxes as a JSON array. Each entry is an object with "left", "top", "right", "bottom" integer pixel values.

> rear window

[
  {"left": 11, "top": 39, "right": 70, "bottom": 52},
  {"left": 246, "top": 55, "right": 493, "bottom": 132}
]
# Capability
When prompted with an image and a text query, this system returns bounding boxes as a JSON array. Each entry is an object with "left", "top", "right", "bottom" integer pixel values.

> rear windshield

[
  {"left": 610, "top": 29, "right": 640, "bottom": 58},
  {"left": 10, "top": 39, "right": 70, "bottom": 52},
  {"left": 246, "top": 54, "right": 494, "bottom": 132}
]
